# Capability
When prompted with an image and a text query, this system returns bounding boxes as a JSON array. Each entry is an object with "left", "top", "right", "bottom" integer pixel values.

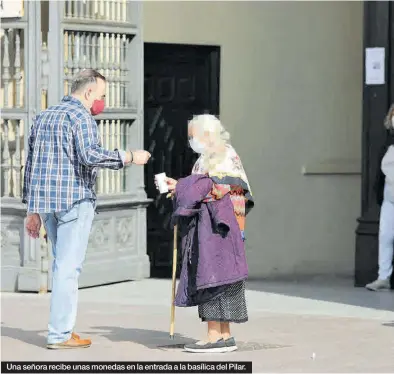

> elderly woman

[
  {"left": 367, "top": 104, "right": 394, "bottom": 291},
  {"left": 159, "top": 114, "right": 254, "bottom": 353}
]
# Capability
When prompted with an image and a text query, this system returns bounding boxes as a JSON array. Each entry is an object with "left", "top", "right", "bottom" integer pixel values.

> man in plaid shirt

[{"left": 23, "top": 69, "right": 151, "bottom": 349}]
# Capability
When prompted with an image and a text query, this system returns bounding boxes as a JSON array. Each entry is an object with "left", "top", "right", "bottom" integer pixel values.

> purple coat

[{"left": 172, "top": 174, "right": 248, "bottom": 307}]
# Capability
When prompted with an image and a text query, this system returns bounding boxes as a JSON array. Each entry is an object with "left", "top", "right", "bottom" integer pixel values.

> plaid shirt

[{"left": 22, "top": 96, "right": 125, "bottom": 213}]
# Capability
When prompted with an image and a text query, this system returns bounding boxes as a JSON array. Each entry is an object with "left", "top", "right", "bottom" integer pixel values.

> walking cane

[{"left": 169, "top": 224, "right": 178, "bottom": 339}]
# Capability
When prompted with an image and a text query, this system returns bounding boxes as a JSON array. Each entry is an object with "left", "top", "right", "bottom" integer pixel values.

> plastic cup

[{"left": 155, "top": 172, "right": 169, "bottom": 194}]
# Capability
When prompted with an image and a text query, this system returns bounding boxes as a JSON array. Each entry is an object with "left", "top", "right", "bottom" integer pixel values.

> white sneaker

[{"left": 365, "top": 278, "right": 391, "bottom": 291}]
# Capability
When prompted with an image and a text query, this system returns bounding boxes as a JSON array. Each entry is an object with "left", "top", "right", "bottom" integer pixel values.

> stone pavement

[{"left": 1, "top": 278, "right": 394, "bottom": 373}]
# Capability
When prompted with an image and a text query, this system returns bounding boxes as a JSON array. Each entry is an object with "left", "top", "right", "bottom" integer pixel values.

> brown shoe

[{"left": 47, "top": 334, "right": 91, "bottom": 350}]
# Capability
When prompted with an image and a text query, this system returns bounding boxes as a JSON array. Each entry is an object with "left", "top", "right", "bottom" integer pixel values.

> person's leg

[
  {"left": 47, "top": 200, "right": 94, "bottom": 346},
  {"left": 378, "top": 197, "right": 394, "bottom": 280},
  {"left": 185, "top": 282, "right": 247, "bottom": 353},
  {"left": 207, "top": 321, "right": 222, "bottom": 342},
  {"left": 366, "top": 187, "right": 394, "bottom": 291},
  {"left": 184, "top": 320, "right": 227, "bottom": 353},
  {"left": 220, "top": 322, "right": 231, "bottom": 340},
  {"left": 184, "top": 300, "right": 228, "bottom": 353},
  {"left": 220, "top": 281, "right": 247, "bottom": 351}
]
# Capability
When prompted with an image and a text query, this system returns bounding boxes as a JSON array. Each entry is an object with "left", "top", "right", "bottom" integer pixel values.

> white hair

[
  {"left": 188, "top": 114, "right": 230, "bottom": 145},
  {"left": 188, "top": 114, "right": 231, "bottom": 170}
]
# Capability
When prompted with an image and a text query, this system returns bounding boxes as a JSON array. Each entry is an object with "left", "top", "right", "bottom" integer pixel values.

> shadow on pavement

[
  {"left": 1, "top": 326, "right": 46, "bottom": 348},
  {"left": 246, "top": 277, "right": 394, "bottom": 312},
  {"left": 89, "top": 326, "right": 195, "bottom": 349}
]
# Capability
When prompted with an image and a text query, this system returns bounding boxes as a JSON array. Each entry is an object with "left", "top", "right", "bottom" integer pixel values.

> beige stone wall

[{"left": 143, "top": 1, "right": 363, "bottom": 278}]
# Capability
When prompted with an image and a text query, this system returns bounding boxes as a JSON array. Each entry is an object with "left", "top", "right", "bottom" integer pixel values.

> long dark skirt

[{"left": 198, "top": 280, "right": 248, "bottom": 323}]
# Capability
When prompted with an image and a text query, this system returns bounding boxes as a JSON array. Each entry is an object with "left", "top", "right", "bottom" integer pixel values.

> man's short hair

[{"left": 70, "top": 69, "right": 106, "bottom": 94}]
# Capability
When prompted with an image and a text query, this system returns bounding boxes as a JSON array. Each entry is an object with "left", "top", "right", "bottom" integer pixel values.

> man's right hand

[
  {"left": 125, "top": 150, "right": 151, "bottom": 165},
  {"left": 25, "top": 213, "right": 41, "bottom": 239}
]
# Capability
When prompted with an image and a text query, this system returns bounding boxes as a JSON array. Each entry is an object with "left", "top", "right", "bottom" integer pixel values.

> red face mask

[{"left": 90, "top": 99, "right": 105, "bottom": 116}]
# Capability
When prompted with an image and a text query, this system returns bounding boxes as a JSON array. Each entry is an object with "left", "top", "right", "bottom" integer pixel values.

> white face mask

[{"left": 189, "top": 138, "right": 205, "bottom": 154}]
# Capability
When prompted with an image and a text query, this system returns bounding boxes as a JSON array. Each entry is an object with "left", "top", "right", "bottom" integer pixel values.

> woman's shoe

[
  {"left": 184, "top": 339, "right": 228, "bottom": 353},
  {"left": 224, "top": 337, "right": 238, "bottom": 352},
  {"left": 365, "top": 278, "right": 391, "bottom": 291}
]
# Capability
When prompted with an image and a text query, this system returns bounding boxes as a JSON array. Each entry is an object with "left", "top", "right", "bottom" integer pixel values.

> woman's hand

[
  {"left": 154, "top": 176, "right": 178, "bottom": 192},
  {"left": 165, "top": 177, "right": 178, "bottom": 192}
]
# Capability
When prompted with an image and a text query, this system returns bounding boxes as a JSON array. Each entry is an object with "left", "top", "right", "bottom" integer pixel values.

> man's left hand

[{"left": 26, "top": 213, "right": 41, "bottom": 239}]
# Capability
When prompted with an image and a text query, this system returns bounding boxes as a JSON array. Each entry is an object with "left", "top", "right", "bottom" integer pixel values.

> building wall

[{"left": 143, "top": 1, "right": 364, "bottom": 278}]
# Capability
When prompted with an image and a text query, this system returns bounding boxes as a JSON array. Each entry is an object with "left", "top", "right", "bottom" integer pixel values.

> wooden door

[{"left": 144, "top": 42, "right": 220, "bottom": 277}]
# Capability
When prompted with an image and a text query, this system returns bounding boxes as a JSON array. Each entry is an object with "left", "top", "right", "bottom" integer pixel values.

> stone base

[{"left": 1, "top": 196, "right": 152, "bottom": 292}]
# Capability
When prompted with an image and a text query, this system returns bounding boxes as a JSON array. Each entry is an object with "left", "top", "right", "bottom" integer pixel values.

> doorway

[
  {"left": 355, "top": 1, "right": 394, "bottom": 288},
  {"left": 144, "top": 42, "right": 221, "bottom": 277}
]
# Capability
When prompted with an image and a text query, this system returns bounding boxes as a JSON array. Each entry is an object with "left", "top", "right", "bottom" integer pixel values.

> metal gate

[
  {"left": 45, "top": 1, "right": 150, "bottom": 290},
  {"left": 1, "top": 0, "right": 150, "bottom": 292}
]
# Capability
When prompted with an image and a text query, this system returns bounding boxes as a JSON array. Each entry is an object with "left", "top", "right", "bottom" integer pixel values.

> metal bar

[
  {"left": 80, "top": 32, "right": 86, "bottom": 70},
  {"left": 98, "top": 32, "right": 104, "bottom": 75},
  {"left": 62, "top": 21, "right": 137, "bottom": 35},
  {"left": 63, "top": 31, "right": 69, "bottom": 95},
  {"left": 116, "top": 119, "right": 121, "bottom": 192},
  {"left": 110, "top": 119, "right": 115, "bottom": 192},
  {"left": 120, "top": 120, "right": 126, "bottom": 191},
  {"left": 99, "top": 0, "right": 104, "bottom": 19},
  {"left": 14, "top": 120, "right": 21, "bottom": 197},
  {"left": 115, "top": 33, "right": 121, "bottom": 108},
  {"left": 14, "top": 29, "right": 22, "bottom": 108},
  {"left": 74, "top": 31, "right": 81, "bottom": 74},
  {"left": 1, "top": 120, "right": 11, "bottom": 197},
  {"left": 93, "top": 110, "right": 137, "bottom": 121},
  {"left": 105, "top": 0, "right": 110, "bottom": 21},
  {"left": 2, "top": 29, "right": 11, "bottom": 108},
  {"left": 91, "top": 33, "right": 97, "bottom": 70},
  {"left": 134, "top": 1, "right": 144, "bottom": 190},
  {"left": 27, "top": 0, "right": 41, "bottom": 147},
  {"left": 66, "top": 0, "right": 72, "bottom": 18},
  {"left": 67, "top": 32, "right": 74, "bottom": 90},
  {"left": 115, "top": 0, "right": 120, "bottom": 22},
  {"left": 0, "top": 20, "right": 27, "bottom": 29},
  {"left": 98, "top": 119, "right": 104, "bottom": 194},
  {"left": 110, "top": 0, "right": 115, "bottom": 22},
  {"left": 1, "top": 109, "right": 28, "bottom": 119},
  {"left": 75, "top": 0, "right": 80, "bottom": 19},
  {"left": 104, "top": 119, "right": 110, "bottom": 193},
  {"left": 86, "top": 33, "right": 91, "bottom": 70},
  {"left": 48, "top": 0, "right": 64, "bottom": 106},
  {"left": 92, "top": 0, "right": 98, "bottom": 19},
  {"left": 120, "top": 34, "right": 126, "bottom": 107},
  {"left": 104, "top": 33, "right": 110, "bottom": 106},
  {"left": 121, "top": 0, "right": 126, "bottom": 22},
  {"left": 109, "top": 33, "right": 115, "bottom": 108},
  {"left": 125, "top": 119, "right": 131, "bottom": 192}
]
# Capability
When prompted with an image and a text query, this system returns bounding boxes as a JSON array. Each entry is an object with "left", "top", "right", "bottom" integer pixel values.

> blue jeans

[
  {"left": 41, "top": 200, "right": 94, "bottom": 344},
  {"left": 378, "top": 184, "right": 394, "bottom": 280}
]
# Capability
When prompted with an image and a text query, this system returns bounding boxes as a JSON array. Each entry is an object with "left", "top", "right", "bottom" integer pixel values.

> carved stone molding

[
  {"left": 89, "top": 219, "right": 111, "bottom": 249},
  {"left": 116, "top": 216, "right": 135, "bottom": 250},
  {"left": 1, "top": 223, "right": 20, "bottom": 261}
]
